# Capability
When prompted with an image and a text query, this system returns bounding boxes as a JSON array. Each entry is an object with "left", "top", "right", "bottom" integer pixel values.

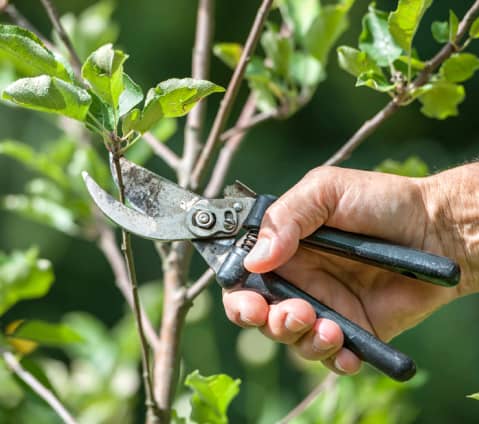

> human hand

[{"left": 223, "top": 165, "right": 479, "bottom": 375}]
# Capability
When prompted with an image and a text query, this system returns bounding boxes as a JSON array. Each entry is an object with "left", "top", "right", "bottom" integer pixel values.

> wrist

[{"left": 419, "top": 163, "right": 479, "bottom": 297}]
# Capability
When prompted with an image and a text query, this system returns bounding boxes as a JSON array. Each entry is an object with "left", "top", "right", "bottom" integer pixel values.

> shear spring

[{"left": 241, "top": 229, "right": 259, "bottom": 252}]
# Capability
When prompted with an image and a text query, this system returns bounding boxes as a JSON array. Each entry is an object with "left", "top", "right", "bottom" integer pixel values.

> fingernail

[
  {"left": 238, "top": 301, "right": 258, "bottom": 327},
  {"left": 334, "top": 357, "right": 347, "bottom": 373},
  {"left": 312, "top": 331, "right": 335, "bottom": 352},
  {"left": 245, "top": 237, "right": 271, "bottom": 265},
  {"left": 285, "top": 313, "right": 308, "bottom": 333}
]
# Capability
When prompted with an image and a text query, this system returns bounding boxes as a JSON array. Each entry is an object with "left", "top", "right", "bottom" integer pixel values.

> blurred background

[{"left": 0, "top": 0, "right": 479, "bottom": 423}]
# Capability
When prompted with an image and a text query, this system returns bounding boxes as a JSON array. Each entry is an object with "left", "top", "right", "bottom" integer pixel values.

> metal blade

[
  {"left": 83, "top": 171, "right": 197, "bottom": 241},
  {"left": 192, "top": 239, "right": 235, "bottom": 273}
]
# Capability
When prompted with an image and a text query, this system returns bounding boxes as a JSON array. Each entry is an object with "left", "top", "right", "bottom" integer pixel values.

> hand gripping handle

[{"left": 239, "top": 271, "right": 416, "bottom": 382}]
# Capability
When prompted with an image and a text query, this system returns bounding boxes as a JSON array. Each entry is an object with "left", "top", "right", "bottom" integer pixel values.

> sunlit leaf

[
  {"left": 417, "top": 81, "right": 465, "bottom": 119},
  {"left": 356, "top": 71, "right": 395, "bottom": 92},
  {"left": 0, "top": 248, "right": 54, "bottom": 316},
  {"left": 185, "top": 370, "right": 241, "bottom": 424},
  {"left": 375, "top": 156, "right": 429, "bottom": 177},
  {"left": 440, "top": 53, "right": 479, "bottom": 83},
  {"left": 467, "top": 393, "right": 479, "bottom": 401},
  {"left": 359, "top": 4, "right": 402, "bottom": 67},
  {"left": 469, "top": 17, "right": 479, "bottom": 39},
  {"left": 305, "top": 2, "right": 355, "bottom": 65},
  {"left": 3, "top": 75, "right": 91, "bottom": 122},
  {"left": 8, "top": 320, "right": 82, "bottom": 348},
  {"left": 5, "top": 320, "right": 38, "bottom": 355},
  {"left": 278, "top": 0, "right": 320, "bottom": 42},
  {"left": 213, "top": 43, "right": 243, "bottom": 69},
  {"left": 290, "top": 52, "right": 324, "bottom": 87},
  {"left": 261, "top": 27, "right": 294, "bottom": 78},
  {"left": 337, "top": 45, "right": 382, "bottom": 77},
  {"left": 0, "top": 24, "right": 71, "bottom": 80},
  {"left": 396, "top": 55, "right": 425, "bottom": 70},
  {"left": 388, "top": 0, "right": 433, "bottom": 52},
  {"left": 118, "top": 73, "right": 143, "bottom": 118},
  {"left": 87, "top": 92, "right": 115, "bottom": 132},
  {"left": 449, "top": 10, "right": 459, "bottom": 42}
]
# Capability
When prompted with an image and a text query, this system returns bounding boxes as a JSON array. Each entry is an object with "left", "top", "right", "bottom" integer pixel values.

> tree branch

[
  {"left": 180, "top": 0, "right": 215, "bottom": 186},
  {"left": 204, "top": 94, "right": 258, "bottom": 198},
  {"left": 190, "top": 0, "right": 274, "bottom": 189},
  {"left": 39, "top": 0, "right": 82, "bottom": 78},
  {"left": 277, "top": 373, "right": 338, "bottom": 424},
  {"left": 186, "top": 268, "right": 215, "bottom": 301},
  {"left": 143, "top": 132, "right": 180, "bottom": 170},
  {"left": 220, "top": 109, "right": 273, "bottom": 142},
  {"left": 1, "top": 349, "right": 78, "bottom": 424},
  {"left": 324, "top": 0, "right": 479, "bottom": 167}
]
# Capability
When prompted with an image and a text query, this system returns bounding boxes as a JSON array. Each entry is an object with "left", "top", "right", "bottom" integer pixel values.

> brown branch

[
  {"left": 143, "top": 132, "right": 180, "bottom": 170},
  {"left": 277, "top": 373, "right": 338, "bottom": 424},
  {"left": 324, "top": 0, "right": 479, "bottom": 167},
  {"left": 220, "top": 109, "right": 273, "bottom": 142},
  {"left": 204, "top": 94, "right": 258, "bottom": 198},
  {"left": 180, "top": 0, "right": 215, "bottom": 186},
  {"left": 1, "top": 349, "right": 78, "bottom": 424},
  {"left": 111, "top": 151, "right": 161, "bottom": 422},
  {"left": 39, "top": 0, "right": 82, "bottom": 78},
  {"left": 190, "top": 0, "right": 274, "bottom": 189},
  {"left": 186, "top": 268, "right": 215, "bottom": 301}
]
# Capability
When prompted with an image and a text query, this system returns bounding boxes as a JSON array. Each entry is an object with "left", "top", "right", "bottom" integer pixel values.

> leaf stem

[{"left": 1, "top": 349, "right": 78, "bottom": 424}]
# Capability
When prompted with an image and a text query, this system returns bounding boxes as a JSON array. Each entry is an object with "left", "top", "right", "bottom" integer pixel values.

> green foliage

[
  {"left": 0, "top": 248, "right": 53, "bottom": 316},
  {"left": 440, "top": 53, "right": 479, "bottom": 83},
  {"left": 278, "top": 0, "right": 320, "bottom": 42},
  {"left": 3, "top": 76, "right": 91, "bottom": 121},
  {"left": 375, "top": 156, "right": 429, "bottom": 177},
  {"left": 7, "top": 320, "right": 82, "bottom": 348},
  {"left": 467, "top": 393, "right": 479, "bottom": 400},
  {"left": 417, "top": 81, "right": 465, "bottom": 119},
  {"left": 388, "top": 0, "right": 432, "bottom": 53},
  {"left": 213, "top": 43, "right": 243, "bottom": 69},
  {"left": 184, "top": 370, "right": 240, "bottom": 424},
  {"left": 432, "top": 10, "right": 459, "bottom": 44},
  {"left": 470, "top": 17, "right": 479, "bottom": 39}
]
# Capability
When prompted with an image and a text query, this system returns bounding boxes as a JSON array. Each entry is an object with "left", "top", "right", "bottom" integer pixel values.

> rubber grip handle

[
  {"left": 303, "top": 227, "right": 460, "bottom": 287},
  {"left": 241, "top": 271, "right": 416, "bottom": 382}
]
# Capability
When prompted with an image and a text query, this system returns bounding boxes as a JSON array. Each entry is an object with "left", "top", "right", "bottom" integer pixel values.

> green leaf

[
  {"left": 3, "top": 75, "right": 91, "bottom": 121},
  {"left": 440, "top": 53, "right": 479, "bottom": 83},
  {"left": 213, "top": 43, "right": 243, "bottom": 69},
  {"left": 449, "top": 10, "right": 459, "bottom": 42},
  {"left": 248, "top": 80, "right": 278, "bottom": 114},
  {"left": 388, "top": 0, "right": 433, "bottom": 53},
  {"left": 125, "top": 78, "right": 224, "bottom": 134},
  {"left": 417, "top": 81, "right": 465, "bottom": 119},
  {"left": 469, "top": 17, "right": 479, "bottom": 39},
  {"left": 86, "top": 92, "right": 115, "bottom": 132},
  {"left": 467, "top": 393, "right": 479, "bottom": 401},
  {"left": 305, "top": 2, "right": 355, "bottom": 65},
  {"left": 375, "top": 156, "right": 429, "bottom": 177},
  {"left": 290, "top": 52, "right": 324, "bottom": 87},
  {"left": 356, "top": 71, "right": 395, "bottom": 92},
  {"left": 245, "top": 56, "right": 272, "bottom": 83},
  {"left": 261, "top": 27, "right": 294, "bottom": 78},
  {"left": 337, "top": 46, "right": 382, "bottom": 77},
  {"left": 431, "top": 21, "right": 449, "bottom": 43},
  {"left": 0, "top": 140, "right": 67, "bottom": 187},
  {"left": 1, "top": 194, "right": 80, "bottom": 235},
  {"left": 0, "top": 24, "right": 71, "bottom": 80},
  {"left": 8, "top": 320, "right": 82, "bottom": 347},
  {"left": 278, "top": 0, "right": 320, "bottom": 42},
  {"left": 151, "top": 118, "right": 177, "bottom": 142},
  {"left": 0, "top": 248, "right": 54, "bottom": 316},
  {"left": 396, "top": 55, "right": 425, "bottom": 70},
  {"left": 185, "top": 370, "right": 241, "bottom": 424},
  {"left": 81, "top": 43, "right": 128, "bottom": 110},
  {"left": 359, "top": 4, "right": 402, "bottom": 67}
]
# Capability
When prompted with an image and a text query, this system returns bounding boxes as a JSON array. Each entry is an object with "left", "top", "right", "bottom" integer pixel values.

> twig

[
  {"left": 186, "top": 268, "right": 215, "bottom": 301},
  {"left": 324, "top": 0, "right": 479, "bottom": 166},
  {"left": 39, "top": 0, "right": 83, "bottom": 78},
  {"left": 1, "top": 349, "right": 78, "bottom": 424},
  {"left": 143, "top": 132, "right": 180, "bottom": 170},
  {"left": 277, "top": 372, "right": 338, "bottom": 424},
  {"left": 204, "top": 94, "right": 258, "bottom": 198},
  {"left": 111, "top": 150, "right": 161, "bottom": 423},
  {"left": 180, "top": 0, "right": 215, "bottom": 186},
  {"left": 190, "top": 0, "right": 274, "bottom": 189},
  {"left": 220, "top": 110, "right": 273, "bottom": 142}
]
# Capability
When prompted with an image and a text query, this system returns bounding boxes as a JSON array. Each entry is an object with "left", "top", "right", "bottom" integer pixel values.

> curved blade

[{"left": 83, "top": 172, "right": 196, "bottom": 241}]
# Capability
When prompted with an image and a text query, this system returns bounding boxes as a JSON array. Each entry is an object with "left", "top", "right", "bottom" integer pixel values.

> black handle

[
  {"left": 302, "top": 227, "right": 460, "bottom": 287},
  {"left": 240, "top": 271, "right": 416, "bottom": 382}
]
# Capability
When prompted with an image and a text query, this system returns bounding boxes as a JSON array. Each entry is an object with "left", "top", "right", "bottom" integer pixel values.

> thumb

[{"left": 244, "top": 168, "right": 340, "bottom": 273}]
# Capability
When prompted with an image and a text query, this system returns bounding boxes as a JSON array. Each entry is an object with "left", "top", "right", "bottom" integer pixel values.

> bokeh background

[{"left": 1, "top": 0, "right": 479, "bottom": 423}]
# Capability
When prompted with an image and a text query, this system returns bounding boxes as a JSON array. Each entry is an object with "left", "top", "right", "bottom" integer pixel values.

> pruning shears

[{"left": 82, "top": 157, "right": 460, "bottom": 382}]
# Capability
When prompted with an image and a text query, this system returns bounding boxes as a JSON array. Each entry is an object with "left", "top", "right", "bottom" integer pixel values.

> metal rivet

[
  {"left": 233, "top": 202, "right": 243, "bottom": 212},
  {"left": 193, "top": 210, "right": 215, "bottom": 229}
]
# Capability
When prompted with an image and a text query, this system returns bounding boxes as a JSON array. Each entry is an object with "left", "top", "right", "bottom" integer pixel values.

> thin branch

[
  {"left": 186, "top": 268, "right": 215, "bottom": 301},
  {"left": 204, "top": 94, "right": 258, "bottom": 198},
  {"left": 277, "top": 373, "right": 338, "bottom": 424},
  {"left": 1, "top": 349, "right": 78, "bottom": 424},
  {"left": 39, "top": 0, "right": 82, "bottom": 78},
  {"left": 180, "top": 0, "right": 215, "bottom": 186},
  {"left": 143, "top": 132, "right": 180, "bottom": 170},
  {"left": 324, "top": 0, "right": 479, "bottom": 167},
  {"left": 111, "top": 151, "right": 161, "bottom": 423},
  {"left": 190, "top": 0, "right": 274, "bottom": 189},
  {"left": 220, "top": 110, "right": 274, "bottom": 142}
]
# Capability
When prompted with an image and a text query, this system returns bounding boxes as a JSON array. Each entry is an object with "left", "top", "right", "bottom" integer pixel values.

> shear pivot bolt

[
  {"left": 193, "top": 210, "right": 215, "bottom": 229},
  {"left": 233, "top": 202, "right": 243, "bottom": 212}
]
